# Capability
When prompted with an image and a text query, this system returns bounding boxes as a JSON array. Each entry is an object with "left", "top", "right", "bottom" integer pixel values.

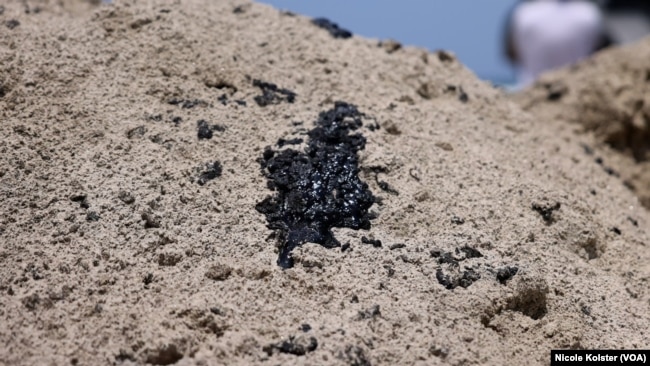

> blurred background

[{"left": 257, "top": 0, "right": 650, "bottom": 87}]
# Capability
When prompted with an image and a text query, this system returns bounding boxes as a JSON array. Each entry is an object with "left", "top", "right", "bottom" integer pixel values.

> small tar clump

[
  {"left": 367, "top": 167, "right": 398, "bottom": 194},
  {"left": 457, "top": 246, "right": 483, "bottom": 259},
  {"left": 384, "top": 265, "right": 395, "bottom": 277},
  {"left": 252, "top": 79, "right": 296, "bottom": 107},
  {"left": 168, "top": 98, "right": 207, "bottom": 109},
  {"left": 70, "top": 194, "right": 90, "bottom": 209},
  {"left": 256, "top": 102, "right": 376, "bottom": 268},
  {"left": 143, "top": 273, "right": 154, "bottom": 286},
  {"left": 311, "top": 17, "right": 352, "bottom": 39},
  {"left": 451, "top": 216, "right": 465, "bottom": 225},
  {"left": 299, "top": 324, "right": 312, "bottom": 332},
  {"left": 603, "top": 166, "right": 619, "bottom": 177},
  {"left": 263, "top": 336, "right": 318, "bottom": 356},
  {"left": 438, "top": 252, "right": 458, "bottom": 266},
  {"left": 141, "top": 211, "right": 161, "bottom": 229},
  {"left": 127, "top": 126, "right": 147, "bottom": 139},
  {"left": 532, "top": 202, "right": 561, "bottom": 224},
  {"left": 210, "top": 306, "right": 224, "bottom": 316},
  {"left": 197, "top": 120, "right": 226, "bottom": 140},
  {"left": 197, "top": 120, "right": 213, "bottom": 139},
  {"left": 436, "top": 268, "right": 481, "bottom": 290},
  {"left": 277, "top": 138, "right": 303, "bottom": 147},
  {"left": 197, "top": 161, "right": 223, "bottom": 186},
  {"left": 356, "top": 305, "right": 381, "bottom": 320},
  {"left": 217, "top": 94, "right": 228, "bottom": 105},
  {"left": 593, "top": 157, "right": 619, "bottom": 176},
  {"left": 366, "top": 120, "right": 381, "bottom": 131},
  {"left": 581, "top": 143, "right": 594, "bottom": 155},
  {"left": 361, "top": 236, "right": 382, "bottom": 248},
  {"left": 544, "top": 81, "right": 568, "bottom": 101},
  {"left": 118, "top": 191, "right": 135, "bottom": 204},
  {"left": 437, "top": 50, "right": 455, "bottom": 63},
  {"left": 86, "top": 211, "right": 100, "bottom": 222},
  {"left": 339, "top": 346, "right": 371, "bottom": 366},
  {"left": 444, "top": 85, "right": 468, "bottom": 103},
  {"left": 435, "top": 246, "right": 484, "bottom": 290},
  {"left": 6, "top": 20, "right": 20, "bottom": 30},
  {"left": 458, "top": 86, "right": 469, "bottom": 103},
  {"left": 377, "top": 180, "right": 398, "bottom": 195},
  {"left": 496, "top": 266, "right": 518, "bottom": 284}
]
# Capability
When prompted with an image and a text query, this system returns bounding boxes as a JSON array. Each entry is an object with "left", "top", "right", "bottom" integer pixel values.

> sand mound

[
  {"left": 1, "top": 1, "right": 648, "bottom": 365},
  {"left": 515, "top": 37, "right": 650, "bottom": 208}
]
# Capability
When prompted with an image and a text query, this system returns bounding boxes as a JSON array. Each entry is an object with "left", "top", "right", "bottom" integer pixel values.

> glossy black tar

[{"left": 256, "top": 102, "right": 376, "bottom": 268}]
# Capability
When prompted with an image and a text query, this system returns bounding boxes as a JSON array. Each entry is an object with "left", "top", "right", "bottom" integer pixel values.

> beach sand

[
  {"left": 1, "top": 1, "right": 648, "bottom": 365},
  {"left": 515, "top": 38, "right": 650, "bottom": 209}
]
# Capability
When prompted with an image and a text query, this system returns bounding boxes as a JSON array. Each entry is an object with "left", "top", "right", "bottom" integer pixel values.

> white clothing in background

[{"left": 512, "top": 0, "right": 603, "bottom": 86}]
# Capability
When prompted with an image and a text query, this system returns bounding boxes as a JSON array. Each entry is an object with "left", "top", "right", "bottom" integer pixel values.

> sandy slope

[
  {"left": 514, "top": 37, "right": 650, "bottom": 209},
  {"left": 0, "top": 1, "right": 648, "bottom": 365}
]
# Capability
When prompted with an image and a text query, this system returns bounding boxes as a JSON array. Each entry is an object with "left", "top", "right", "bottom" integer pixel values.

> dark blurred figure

[
  {"left": 602, "top": 0, "right": 650, "bottom": 43},
  {"left": 504, "top": 0, "right": 609, "bottom": 88}
]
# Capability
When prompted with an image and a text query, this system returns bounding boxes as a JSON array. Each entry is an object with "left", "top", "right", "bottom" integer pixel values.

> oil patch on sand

[{"left": 256, "top": 102, "right": 376, "bottom": 268}]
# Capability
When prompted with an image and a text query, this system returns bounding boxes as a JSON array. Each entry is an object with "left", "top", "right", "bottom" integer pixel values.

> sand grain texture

[
  {"left": 515, "top": 38, "right": 650, "bottom": 208},
  {"left": 1, "top": 1, "right": 649, "bottom": 365}
]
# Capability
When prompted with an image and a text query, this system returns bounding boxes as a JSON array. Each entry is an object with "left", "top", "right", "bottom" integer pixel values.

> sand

[
  {"left": 0, "top": 1, "right": 648, "bottom": 365},
  {"left": 514, "top": 38, "right": 650, "bottom": 209}
]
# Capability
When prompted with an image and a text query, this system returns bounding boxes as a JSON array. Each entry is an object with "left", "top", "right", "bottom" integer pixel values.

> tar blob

[
  {"left": 197, "top": 120, "right": 213, "bottom": 139},
  {"left": 252, "top": 79, "right": 296, "bottom": 107},
  {"left": 434, "top": 246, "right": 484, "bottom": 290},
  {"left": 532, "top": 202, "right": 561, "bottom": 224},
  {"left": 256, "top": 102, "right": 376, "bottom": 268},
  {"left": 197, "top": 161, "right": 223, "bottom": 186},
  {"left": 311, "top": 18, "right": 352, "bottom": 39},
  {"left": 496, "top": 266, "right": 518, "bottom": 284}
]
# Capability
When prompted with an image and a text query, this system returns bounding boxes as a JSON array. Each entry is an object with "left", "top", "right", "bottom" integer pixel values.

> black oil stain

[{"left": 256, "top": 102, "right": 376, "bottom": 268}]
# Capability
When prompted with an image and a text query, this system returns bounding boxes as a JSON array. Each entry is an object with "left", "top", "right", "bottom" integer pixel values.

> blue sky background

[{"left": 257, "top": 0, "right": 520, "bottom": 84}]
